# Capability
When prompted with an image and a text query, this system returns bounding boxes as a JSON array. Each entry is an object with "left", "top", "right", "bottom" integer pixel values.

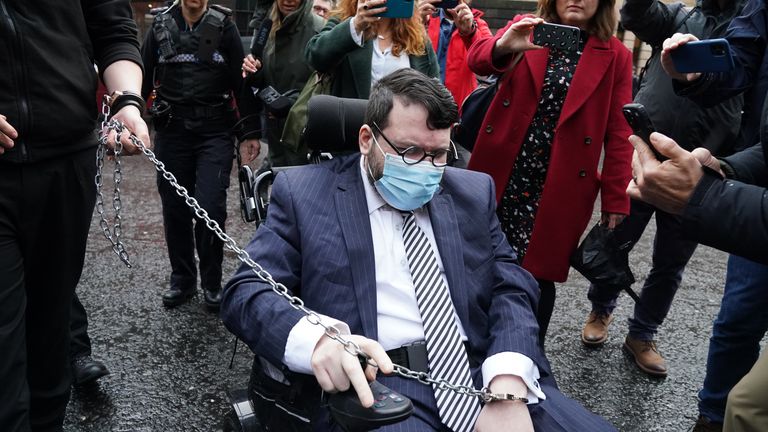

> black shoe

[
  {"left": 72, "top": 354, "right": 109, "bottom": 386},
  {"left": 162, "top": 287, "right": 196, "bottom": 308},
  {"left": 203, "top": 288, "right": 222, "bottom": 312}
]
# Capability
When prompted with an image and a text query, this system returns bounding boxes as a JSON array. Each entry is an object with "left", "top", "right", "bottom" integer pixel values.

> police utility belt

[{"left": 151, "top": 100, "right": 230, "bottom": 120}]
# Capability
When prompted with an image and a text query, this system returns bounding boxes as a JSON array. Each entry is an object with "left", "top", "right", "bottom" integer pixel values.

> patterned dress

[{"left": 499, "top": 33, "right": 589, "bottom": 262}]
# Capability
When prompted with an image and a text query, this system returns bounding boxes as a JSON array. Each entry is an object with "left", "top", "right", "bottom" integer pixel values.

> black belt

[
  {"left": 385, "top": 341, "right": 474, "bottom": 373},
  {"left": 170, "top": 103, "right": 229, "bottom": 119}
]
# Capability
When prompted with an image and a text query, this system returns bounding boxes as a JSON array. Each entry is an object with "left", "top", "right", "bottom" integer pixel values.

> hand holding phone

[
  {"left": 670, "top": 38, "right": 734, "bottom": 73},
  {"left": 532, "top": 22, "right": 580, "bottom": 52},
  {"left": 623, "top": 103, "right": 667, "bottom": 161}
]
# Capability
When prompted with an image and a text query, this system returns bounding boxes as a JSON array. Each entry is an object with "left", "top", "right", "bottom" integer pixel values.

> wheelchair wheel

[{"left": 222, "top": 408, "right": 244, "bottom": 432}]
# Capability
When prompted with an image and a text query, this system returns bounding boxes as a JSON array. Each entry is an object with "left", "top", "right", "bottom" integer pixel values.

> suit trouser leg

[
  {"left": 191, "top": 131, "right": 232, "bottom": 292},
  {"left": 155, "top": 127, "right": 198, "bottom": 292},
  {"left": 0, "top": 148, "right": 97, "bottom": 431},
  {"left": 725, "top": 351, "right": 768, "bottom": 432},
  {"left": 69, "top": 293, "right": 92, "bottom": 357}
]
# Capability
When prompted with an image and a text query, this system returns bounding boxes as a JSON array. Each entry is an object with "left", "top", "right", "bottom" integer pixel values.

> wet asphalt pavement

[{"left": 63, "top": 152, "right": 760, "bottom": 432}]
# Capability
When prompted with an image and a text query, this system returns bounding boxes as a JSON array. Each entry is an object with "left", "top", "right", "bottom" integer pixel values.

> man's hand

[
  {"left": 474, "top": 375, "right": 533, "bottom": 432},
  {"left": 242, "top": 54, "right": 263, "bottom": 78},
  {"left": 626, "top": 132, "right": 704, "bottom": 215},
  {"left": 493, "top": 17, "right": 544, "bottom": 58},
  {"left": 311, "top": 334, "right": 393, "bottom": 407},
  {"left": 417, "top": 0, "right": 439, "bottom": 24},
  {"left": 660, "top": 33, "right": 702, "bottom": 82},
  {"left": 0, "top": 114, "right": 18, "bottom": 155},
  {"left": 105, "top": 105, "right": 151, "bottom": 156},
  {"left": 239, "top": 138, "right": 261, "bottom": 164},
  {"left": 446, "top": 2, "right": 475, "bottom": 36}
]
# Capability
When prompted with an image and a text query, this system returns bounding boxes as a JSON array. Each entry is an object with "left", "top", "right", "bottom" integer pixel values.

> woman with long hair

[
  {"left": 305, "top": 0, "right": 439, "bottom": 99},
  {"left": 466, "top": 0, "right": 634, "bottom": 344},
  {"left": 242, "top": 0, "right": 325, "bottom": 166}
]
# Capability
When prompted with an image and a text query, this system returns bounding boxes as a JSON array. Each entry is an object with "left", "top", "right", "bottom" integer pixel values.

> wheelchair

[
  {"left": 226, "top": 95, "right": 368, "bottom": 432},
  {"left": 237, "top": 95, "right": 367, "bottom": 225}
]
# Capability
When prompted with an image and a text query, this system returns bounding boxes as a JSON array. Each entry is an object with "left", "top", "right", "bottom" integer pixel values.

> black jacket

[
  {"left": 0, "top": 0, "right": 142, "bottom": 163},
  {"left": 622, "top": 0, "right": 748, "bottom": 155},
  {"left": 683, "top": 142, "right": 768, "bottom": 264}
]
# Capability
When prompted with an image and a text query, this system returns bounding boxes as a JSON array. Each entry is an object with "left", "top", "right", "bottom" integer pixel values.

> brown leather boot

[
  {"left": 581, "top": 311, "right": 613, "bottom": 346},
  {"left": 623, "top": 335, "right": 668, "bottom": 377}
]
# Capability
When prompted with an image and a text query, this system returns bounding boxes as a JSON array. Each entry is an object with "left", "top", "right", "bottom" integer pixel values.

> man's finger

[
  {"left": 626, "top": 176, "right": 642, "bottom": 201},
  {"left": 629, "top": 134, "right": 657, "bottom": 167},
  {"left": 649, "top": 131, "right": 687, "bottom": 161},
  {"left": 631, "top": 149, "right": 645, "bottom": 187},
  {"left": 342, "top": 354, "right": 374, "bottom": 407}
]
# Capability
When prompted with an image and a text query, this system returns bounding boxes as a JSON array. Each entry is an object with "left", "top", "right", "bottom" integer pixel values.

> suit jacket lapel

[
  {"left": 335, "top": 158, "right": 379, "bottom": 340},
  {"left": 427, "top": 193, "right": 470, "bottom": 330},
  {"left": 558, "top": 37, "right": 614, "bottom": 125}
]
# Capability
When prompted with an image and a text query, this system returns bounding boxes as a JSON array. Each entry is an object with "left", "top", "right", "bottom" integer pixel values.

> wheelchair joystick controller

[{"left": 327, "top": 356, "right": 414, "bottom": 432}]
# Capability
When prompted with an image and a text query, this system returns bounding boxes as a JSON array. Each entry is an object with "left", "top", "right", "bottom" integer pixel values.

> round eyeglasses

[{"left": 372, "top": 122, "right": 458, "bottom": 168}]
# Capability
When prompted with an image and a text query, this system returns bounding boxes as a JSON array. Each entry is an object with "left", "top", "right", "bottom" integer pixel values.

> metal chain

[
  {"left": 95, "top": 102, "right": 131, "bottom": 267},
  {"left": 96, "top": 119, "right": 498, "bottom": 403}
]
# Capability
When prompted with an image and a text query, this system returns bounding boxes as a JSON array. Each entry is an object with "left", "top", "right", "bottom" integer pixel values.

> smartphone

[
  {"left": 622, "top": 103, "right": 667, "bottom": 161},
  {"left": 532, "top": 22, "right": 580, "bottom": 52},
  {"left": 434, "top": 0, "right": 459, "bottom": 8},
  {"left": 670, "top": 38, "right": 734, "bottom": 73},
  {"left": 376, "top": 0, "right": 414, "bottom": 18}
]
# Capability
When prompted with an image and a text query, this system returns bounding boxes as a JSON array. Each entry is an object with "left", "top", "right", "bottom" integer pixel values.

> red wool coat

[
  {"left": 466, "top": 19, "right": 633, "bottom": 282},
  {"left": 427, "top": 9, "right": 492, "bottom": 107}
]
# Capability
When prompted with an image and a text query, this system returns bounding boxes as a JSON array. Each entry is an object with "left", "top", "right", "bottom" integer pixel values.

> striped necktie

[{"left": 400, "top": 211, "right": 482, "bottom": 431}]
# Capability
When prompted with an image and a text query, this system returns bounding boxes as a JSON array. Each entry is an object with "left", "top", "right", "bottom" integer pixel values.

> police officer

[{"left": 142, "top": 0, "right": 260, "bottom": 311}]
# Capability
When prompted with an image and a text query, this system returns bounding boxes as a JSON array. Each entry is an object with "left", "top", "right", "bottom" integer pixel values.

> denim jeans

[
  {"left": 698, "top": 255, "right": 768, "bottom": 423},
  {"left": 587, "top": 199, "right": 698, "bottom": 340}
]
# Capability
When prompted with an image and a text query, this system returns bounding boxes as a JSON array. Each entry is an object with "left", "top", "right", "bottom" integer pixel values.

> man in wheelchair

[{"left": 221, "top": 69, "right": 616, "bottom": 431}]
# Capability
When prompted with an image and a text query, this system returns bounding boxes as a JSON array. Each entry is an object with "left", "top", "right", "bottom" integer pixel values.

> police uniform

[{"left": 141, "top": 3, "right": 258, "bottom": 309}]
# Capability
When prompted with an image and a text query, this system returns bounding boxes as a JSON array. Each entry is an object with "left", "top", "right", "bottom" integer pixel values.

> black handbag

[
  {"left": 570, "top": 223, "right": 635, "bottom": 288},
  {"left": 453, "top": 76, "right": 499, "bottom": 152}
]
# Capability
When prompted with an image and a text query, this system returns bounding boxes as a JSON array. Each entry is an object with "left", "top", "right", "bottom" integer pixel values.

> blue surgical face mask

[{"left": 368, "top": 135, "right": 444, "bottom": 211}]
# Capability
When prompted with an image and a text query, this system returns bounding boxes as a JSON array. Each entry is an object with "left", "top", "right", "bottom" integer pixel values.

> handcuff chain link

[
  {"left": 96, "top": 118, "right": 500, "bottom": 403},
  {"left": 96, "top": 101, "right": 131, "bottom": 267}
]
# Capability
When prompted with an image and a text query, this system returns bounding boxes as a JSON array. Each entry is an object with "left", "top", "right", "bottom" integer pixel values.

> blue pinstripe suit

[{"left": 221, "top": 154, "right": 616, "bottom": 431}]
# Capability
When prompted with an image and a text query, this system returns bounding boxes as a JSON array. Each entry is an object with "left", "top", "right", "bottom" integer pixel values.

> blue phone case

[
  {"left": 670, "top": 38, "right": 734, "bottom": 73},
  {"left": 376, "top": 0, "right": 414, "bottom": 18}
]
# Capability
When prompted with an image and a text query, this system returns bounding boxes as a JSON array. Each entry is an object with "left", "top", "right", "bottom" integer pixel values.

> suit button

[
  {"left": 502, "top": 99, "right": 510, "bottom": 107},
  {"left": 578, "top": 169, "right": 587, "bottom": 177},
  {"left": 584, "top": 136, "right": 592, "bottom": 145},
  {"left": 485, "top": 125, "right": 493, "bottom": 133}
]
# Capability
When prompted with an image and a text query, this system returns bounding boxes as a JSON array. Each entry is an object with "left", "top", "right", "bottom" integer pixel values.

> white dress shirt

[
  {"left": 282, "top": 158, "right": 546, "bottom": 403},
  {"left": 348, "top": 17, "right": 411, "bottom": 89}
]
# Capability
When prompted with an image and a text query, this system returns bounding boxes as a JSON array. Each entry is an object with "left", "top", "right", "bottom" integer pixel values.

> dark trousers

[
  {"left": 69, "top": 294, "right": 91, "bottom": 358},
  {"left": 0, "top": 147, "right": 97, "bottom": 432},
  {"left": 154, "top": 122, "right": 234, "bottom": 293},
  {"left": 587, "top": 198, "right": 698, "bottom": 340}
]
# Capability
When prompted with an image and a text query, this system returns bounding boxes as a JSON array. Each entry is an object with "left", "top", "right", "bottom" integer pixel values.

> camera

[{"left": 257, "top": 86, "right": 298, "bottom": 118}]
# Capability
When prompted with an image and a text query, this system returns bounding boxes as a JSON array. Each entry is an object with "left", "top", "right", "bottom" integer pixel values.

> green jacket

[
  {"left": 305, "top": 17, "right": 439, "bottom": 99},
  {"left": 250, "top": 0, "right": 324, "bottom": 166}
]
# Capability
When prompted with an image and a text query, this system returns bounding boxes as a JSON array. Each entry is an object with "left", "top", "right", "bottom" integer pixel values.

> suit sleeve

[
  {"left": 482, "top": 175, "right": 549, "bottom": 373},
  {"left": 683, "top": 172, "right": 768, "bottom": 264},
  {"left": 220, "top": 171, "right": 308, "bottom": 369},
  {"left": 599, "top": 46, "right": 634, "bottom": 214}
]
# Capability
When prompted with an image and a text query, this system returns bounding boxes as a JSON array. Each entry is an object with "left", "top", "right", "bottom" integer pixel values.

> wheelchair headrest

[{"left": 305, "top": 95, "right": 368, "bottom": 153}]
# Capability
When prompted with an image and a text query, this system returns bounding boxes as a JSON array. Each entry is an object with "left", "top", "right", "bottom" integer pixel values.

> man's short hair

[{"left": 365, "top": 69, "right": 458, "bottom": 131}]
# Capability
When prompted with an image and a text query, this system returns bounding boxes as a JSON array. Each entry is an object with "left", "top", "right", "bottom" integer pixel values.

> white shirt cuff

[
  {"left": 482, "top": 352, "right": 546, "bottom": 404},
  {"left": 349, "top": 17, "right": 365, "bottom": 47},
  {"left": 283, "top": 314, "right": 351, "bottom": 374}
]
